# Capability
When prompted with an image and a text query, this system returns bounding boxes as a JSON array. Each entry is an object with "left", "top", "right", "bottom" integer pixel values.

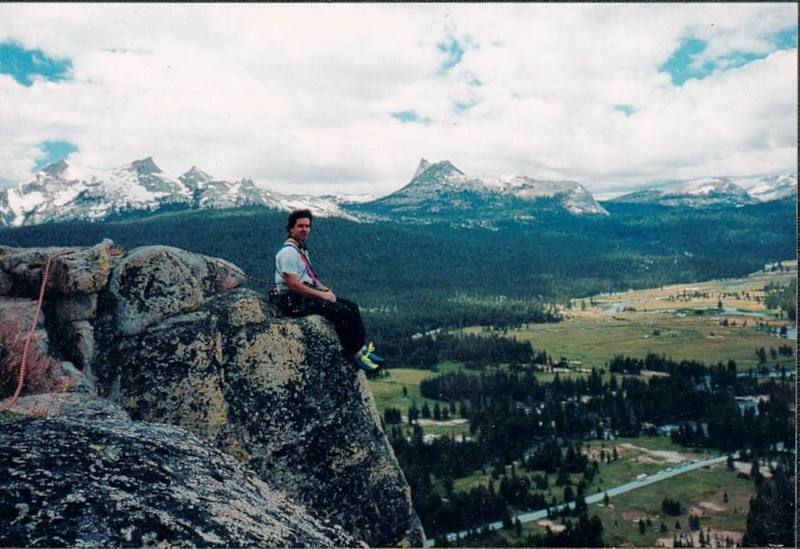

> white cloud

[{"left": 0, "top": 3, "right": 796, "bottom": 197}]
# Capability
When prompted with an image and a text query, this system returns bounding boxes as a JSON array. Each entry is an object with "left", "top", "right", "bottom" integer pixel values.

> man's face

[{"left": 289, "top": 217, "right": 312, "bottom": 242}]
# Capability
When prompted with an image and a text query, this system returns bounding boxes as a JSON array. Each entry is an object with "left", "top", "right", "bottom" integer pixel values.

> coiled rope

[{"left": 2, "top": 249, "right": 73, "bottom": 411}]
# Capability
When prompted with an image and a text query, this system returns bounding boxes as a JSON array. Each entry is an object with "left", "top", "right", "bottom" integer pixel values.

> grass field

[
  {"left": 374, "top": 268, "right": 795, "bottom": 421},
  {"left": 475, "top": 440, "right": 754, "bottom": 547},
  {"left": 510, "top": 465, "right": 753, "bottom": 547},
  {"left": 591, "top": 464, "right": 753, "bottom": 547},
  {"left": 369, "top": 367, "right": 439, "bottom": 414},
  {"left": 463, "top": 266, "right": 796, "bottom": 371},
  {"left": 448, "top": 436, "right": 713, "bottom": 500},
  {"left": 487, "top": 314, "right": 794, "bottom": 370},
  {"left": 369, "top": 366, "right": 472, "bottom": 440},
  {"left": 579, "top": 263, "right": 796, "bottom": 313}
]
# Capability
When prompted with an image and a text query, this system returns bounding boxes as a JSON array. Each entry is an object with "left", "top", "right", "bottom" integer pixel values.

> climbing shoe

[
  {"left": 356, "top": 352, "right": 380, "bottom": 372},
  {"left": 363, "top": 342, "right": 385, "bottom": 365}
]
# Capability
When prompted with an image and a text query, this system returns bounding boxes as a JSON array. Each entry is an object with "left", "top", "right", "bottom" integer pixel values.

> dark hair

[{"left": 287, "top": 209, "right": 313, "bottom": 231}]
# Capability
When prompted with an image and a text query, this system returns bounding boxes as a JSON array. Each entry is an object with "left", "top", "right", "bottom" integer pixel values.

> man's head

[{"left": 287, "top": 209, "right": 313, "bottom": 242}]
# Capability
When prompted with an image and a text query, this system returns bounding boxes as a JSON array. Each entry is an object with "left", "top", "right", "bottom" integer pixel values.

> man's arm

[{"left": 283, "top": 273, "right": 337, "bottom": 302}]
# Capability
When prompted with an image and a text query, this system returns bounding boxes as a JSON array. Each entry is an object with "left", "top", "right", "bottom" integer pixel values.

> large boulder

[
  {"left": 0, "top": 242, "right": 425, "bottom": 547},
  {"left": 1, "top": 393, "right": 354, "bottom": 547},
  {"left": 95, "top": 286, "right": 425, "bottom": 546},
  {"left": 0, "top": 240, "right": 113, "bottom": 298},
  {"left": 48, "top": 239, "right": 114, "bottom": 295},
  {"left": 103, "top": 246, "right": 244, "bottom": 336}
]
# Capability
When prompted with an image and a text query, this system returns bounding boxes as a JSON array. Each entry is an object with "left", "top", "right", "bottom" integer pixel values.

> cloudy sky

[{"left": 0, "top": 3, "right": 796, "bottom": 198}]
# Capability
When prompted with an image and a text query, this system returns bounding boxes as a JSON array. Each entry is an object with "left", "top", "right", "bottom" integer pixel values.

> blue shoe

[
  {"left": 364, "top": 342, "right": 385, "bottom": 365},
  {"left": 356, "top": 353, "right": 380, "bottom": 372}
]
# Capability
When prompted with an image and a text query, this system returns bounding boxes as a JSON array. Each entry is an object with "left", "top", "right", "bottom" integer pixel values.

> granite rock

[
  {"left": 95, "top": 288, "right": 425, "bottom": 546},
  {"left": 1, "top": 393, "right": 354, "bottom": 548},
  {"left": 1, "top": 242, "right": 425, "bottom": 547},
  {"left": 103, "top": 246, "right": 245, "bottom": 336}
]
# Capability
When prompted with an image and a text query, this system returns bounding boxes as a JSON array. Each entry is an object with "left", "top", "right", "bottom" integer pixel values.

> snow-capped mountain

[
  {"left": 743, "top": 173, "right": 797, "bottom": 202},
  {"left": 347, "top": 158, "right": 608, "bottom": 223},
  {"left": 0, "top": 158, "right": 357, "bottom": 227},
  {"left": 611, "top": 177, "right": 755, "bottom": 208},
  {"left": 320, "top": 193, "right": 376, "bottom": 205},
  {"left": 500, "top": 176, "right": 608, "bottom": 215}
]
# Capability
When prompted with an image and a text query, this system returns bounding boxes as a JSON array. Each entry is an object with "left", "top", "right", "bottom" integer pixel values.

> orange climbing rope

[
  {"left": 2, "top": 249, "right": 73, "bottom": 411},
  {"left": 1, "top": 248, "right": 250, "bottom": 411}
]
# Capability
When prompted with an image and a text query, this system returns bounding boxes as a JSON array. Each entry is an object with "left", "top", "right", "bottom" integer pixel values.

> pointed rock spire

[
  {"left": 41, "top": 160, "right": 70, "bottom": 177},
  {"left": 130, "top": 157, "right": 162, "bottom": 175},
  {"left": 179, "top": 166, "right": 213, "bottom": 186},
  {"left": 412, "top": 158, "right": 432, "bottom": 180}
]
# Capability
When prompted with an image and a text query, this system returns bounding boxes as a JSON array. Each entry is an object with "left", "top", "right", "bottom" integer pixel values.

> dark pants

[{"left": 276, "top": 292, "right": 366, "bottom": 356}]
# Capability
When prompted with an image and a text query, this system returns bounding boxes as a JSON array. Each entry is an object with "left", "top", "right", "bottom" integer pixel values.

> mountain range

[
  {"left": 611, "top": 175, "right": 796, "bottom": 208},
  {"left": 348, "top": 159, "right": 609, "bottom": 225},
  {"left": 0, "top": 157, "right": 795, "bottom": 228},
  {"left": 0, "top": 158, "right": 358, "bottom": 228}
]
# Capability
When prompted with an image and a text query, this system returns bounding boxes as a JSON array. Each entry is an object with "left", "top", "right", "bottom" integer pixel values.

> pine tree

[{"left": 421, "top": 401, "right": 431, "bottom": 419}]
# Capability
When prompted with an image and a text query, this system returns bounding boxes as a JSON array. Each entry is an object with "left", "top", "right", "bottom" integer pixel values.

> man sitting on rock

[{"left": 274, "top": 209, "right": 384, "bottom": 372}]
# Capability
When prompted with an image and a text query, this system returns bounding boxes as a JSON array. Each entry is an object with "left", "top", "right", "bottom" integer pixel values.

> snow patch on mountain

[
  {"left": 613, "top": 173, "right": 795, "bottom": 208},
  {"left": 676, "top": 177, "right": 749, "bottom": 198},
  {"left": 356, "top": 158, "right": 608, "bottom": 220},
  {"left": 612, "top": 176, "right": 756, "bottom": 207},
  {"left": 743, "top": 173, "right": 797, "bottom": 202},
  {"left": 0, "top": 158, "right": 358, "bottom": 227}
]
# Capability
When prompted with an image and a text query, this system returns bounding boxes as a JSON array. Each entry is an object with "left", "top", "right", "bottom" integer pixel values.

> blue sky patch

[
  {"left": 437, "top": 35, "right": 467, "bottom": 74},
  {"left": 34, "top": 140, "right": 79, "bottom": 170},
  {"left": 661, "top": 28, "right": 797, "bottom": 86},
  {"left": 0, "top": 40, "right": 72, "bottom": 86},
  {"left": 613, "top": 104, "right": 635, "bottom": 116},
  {"left": 660, "top": 37, "right": 714, "bottom": 86},
  {"left": 453, "top": 98, "right": 480, "bottom": 114},
  {"left": 717, "top": 51, "right": 767, "bottom": 71},
  {"left": 390, "top": 110, "right": 432, "bottom": 126},
  {"left": 771, "top": 26, "right": 798, "bottom": 50}
]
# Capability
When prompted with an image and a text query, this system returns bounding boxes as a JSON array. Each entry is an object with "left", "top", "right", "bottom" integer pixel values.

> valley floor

[{"left": 369, "top": 265, "right": 796, "bottom": 546}]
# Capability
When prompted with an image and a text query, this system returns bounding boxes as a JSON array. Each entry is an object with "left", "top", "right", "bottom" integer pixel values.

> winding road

[{"left": 428, "top": 454, "right": 728, "bottom": 546}]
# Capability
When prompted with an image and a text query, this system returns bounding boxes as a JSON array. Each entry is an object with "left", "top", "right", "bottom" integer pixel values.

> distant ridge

[
  {"left": 349, "top": 158, "right": 608, "bottom": 225},
  {"left": 0, "top": 158, "right": 357, "bottom": 227},
  {"left": 611, "top": 174, "right": 797, "bottom": 208}
]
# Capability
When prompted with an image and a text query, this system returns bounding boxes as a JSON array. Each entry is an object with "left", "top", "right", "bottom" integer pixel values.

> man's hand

[
  {"left": 216, "top": 276, "right": 241, "bottom": 290},
  {"left": 284, "top": 273, "right": 336, "bottom": 302},
  {"left": 320, "top": 289, "right": 337, "bottom": 303}
]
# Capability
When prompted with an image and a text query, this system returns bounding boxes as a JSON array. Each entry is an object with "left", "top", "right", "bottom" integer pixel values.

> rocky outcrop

[
  {"left": 0, "top": 241, "right": 425, "bottom": 547},
  {"left": 1, "top": 393, "right": 353, "bottom": 547}
]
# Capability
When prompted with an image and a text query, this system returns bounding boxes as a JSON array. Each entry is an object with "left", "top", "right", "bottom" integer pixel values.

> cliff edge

[{"left": 0, "top": 241, "right": 425, "bottom": 547}]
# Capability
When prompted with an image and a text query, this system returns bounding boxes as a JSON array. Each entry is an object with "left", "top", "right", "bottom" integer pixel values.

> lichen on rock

[
  {"left": 0, "top": 241, "right": 425, "bottom": 547},
  {"left": 1, "top": 393, "right": 354, "bottom": 548}
]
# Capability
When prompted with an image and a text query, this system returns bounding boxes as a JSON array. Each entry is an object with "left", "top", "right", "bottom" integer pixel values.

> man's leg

[{"left": 297, "top": 296, "right": 366, "bottom": 357}]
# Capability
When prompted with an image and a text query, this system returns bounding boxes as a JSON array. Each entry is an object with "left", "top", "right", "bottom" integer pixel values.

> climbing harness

[
  {"left": 277, "top": 238, "right": 322, "bottom": 288},
  {"left": 2, "top": 249, "right": 74, "bottom": 411}
]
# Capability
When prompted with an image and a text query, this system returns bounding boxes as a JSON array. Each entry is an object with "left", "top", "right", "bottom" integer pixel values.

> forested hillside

[{"left": 0, "top": 198, "right": 794, "bottom": 335}]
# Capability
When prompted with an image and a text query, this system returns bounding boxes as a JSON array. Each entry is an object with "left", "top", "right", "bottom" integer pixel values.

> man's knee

[{"left": 337, "top": 298, "right": 360, "bottom": 312}]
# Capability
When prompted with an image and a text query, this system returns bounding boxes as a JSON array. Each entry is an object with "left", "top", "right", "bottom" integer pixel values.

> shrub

[{"left": 0, "top": 316, "right": 72, "bottom": 400}]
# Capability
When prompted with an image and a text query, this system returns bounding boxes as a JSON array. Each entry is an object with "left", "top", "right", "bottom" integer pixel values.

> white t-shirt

[{"left": 275, "top": 244, "right": 314, "bottom": 293}]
